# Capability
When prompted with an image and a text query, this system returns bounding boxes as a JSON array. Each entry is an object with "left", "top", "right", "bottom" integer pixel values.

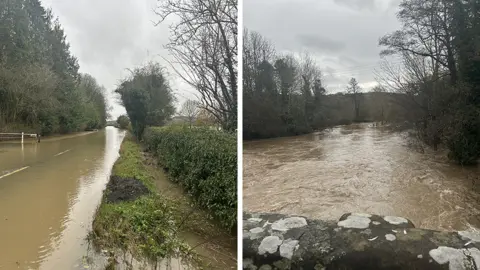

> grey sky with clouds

[
  {"left": 244, "top": 0, "right": 403, "bottom": 93},
  {"left": 38, "top": 0, "right": 405, "bottom": 119},
  {"left": 40, "top": 0, "right": 198, "bottom": 119}
]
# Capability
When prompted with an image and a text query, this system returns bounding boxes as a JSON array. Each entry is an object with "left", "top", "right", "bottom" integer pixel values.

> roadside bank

[{"left": 90, "top": 127, "right": 237, "bottom": 269}]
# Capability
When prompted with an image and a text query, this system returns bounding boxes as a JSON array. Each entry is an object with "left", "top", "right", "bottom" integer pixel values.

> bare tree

[
  {"left": 243, "top": 29, "right": 276, "bottom": 96},
  {"left": 181, "top": 99, "right": 200, "bottom": 127},
  {"left": 197, "top": 107, "right": 218, "bottom": 127},
  {"left": 374, "top": 53, "right": 453, "bottom": 150},
  {"left": 371, "top": 85, "right": 388, "bottom": 125},
  {"left": 375, "top": 55, "right": 429, "bottom": 125},
  {"left": 379, "top": 0, "right": 456, "bottom": 85},
  {"left": 155, "top": 0, "right": 237, "bottom": 131},
  {"left": 346, "top": 78, "right": 362, "bottom": 119}
]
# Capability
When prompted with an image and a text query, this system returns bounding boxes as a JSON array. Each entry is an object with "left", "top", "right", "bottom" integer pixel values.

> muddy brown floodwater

[
  {"left": 244, "top": 124, "right": 480, "bottom": 232},
  {"left": 0, "top": 127, "right": 125, "bottom": 270}
]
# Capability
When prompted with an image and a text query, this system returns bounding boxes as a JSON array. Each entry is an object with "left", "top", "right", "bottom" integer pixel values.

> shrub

[
  {"left": 337, "top": 119, "right": 353, "bottom": 126},
  {"left": 117, "top": 115, "right": 130, "bottom": 130},
  {"left": 446, "top": 106, "right": 480, "bottom": 165},
  {"left": 143, "top": 126, "right": 237, "bottom": 231},
  {"left": 115, "top": 63, "right": 175, "bottom": 138}
]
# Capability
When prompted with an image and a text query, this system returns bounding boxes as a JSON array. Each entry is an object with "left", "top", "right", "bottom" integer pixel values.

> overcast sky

[
  {"left": 39, "top": 0, "right": 405, "bottom": 119},
  {"left": 244, "top": 0, "right": 403, "bottom": 93},
  {"left": 40, "top": 0, "right": 198, "bottom": 119}
]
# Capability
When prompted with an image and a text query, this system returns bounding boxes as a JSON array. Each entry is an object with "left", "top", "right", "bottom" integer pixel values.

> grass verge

[{"left": 89, "top": 135, "right": 194, "bottom": 268}]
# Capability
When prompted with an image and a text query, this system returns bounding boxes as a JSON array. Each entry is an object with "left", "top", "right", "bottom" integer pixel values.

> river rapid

[{"left": 243, "top": 124, "right": 480, "bottom": 232}]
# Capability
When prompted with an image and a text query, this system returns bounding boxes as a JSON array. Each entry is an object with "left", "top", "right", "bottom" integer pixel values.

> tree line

[
  {"left": 243, "top": 29, "right": 327, "bottom": 139},
  {"left": 377, "top": 0, "right": 480, "bottom": 164},
  {"left": 242, "top": 30, "right": 406, "bottom": 139},
  {"left": 0, "top": 0, "right": 107, "bottom": 135}
]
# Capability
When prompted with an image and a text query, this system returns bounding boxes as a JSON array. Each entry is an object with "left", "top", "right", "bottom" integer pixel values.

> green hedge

[{"left": 143, "top": 126, "right": 237, "bottom": 231}]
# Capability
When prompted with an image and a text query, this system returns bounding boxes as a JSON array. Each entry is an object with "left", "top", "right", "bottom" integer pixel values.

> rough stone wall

[{"left": 243, "top": 212, "right": 480, "bottom": 270}]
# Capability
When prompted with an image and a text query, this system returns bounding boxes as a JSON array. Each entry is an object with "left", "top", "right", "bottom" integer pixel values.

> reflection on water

[
  {"left": 0, "top": 127, "right": 125, "bottom": 269},
  {"left": 243, "top": 124, "right": 480, "bottom": 232}
]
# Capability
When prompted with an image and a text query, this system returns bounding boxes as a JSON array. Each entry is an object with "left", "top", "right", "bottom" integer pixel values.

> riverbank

[
  {"left": 243, "top": 120, "right": 390, "bottom": 141},
  {"left": 90, "top": 132, "right": 237, "bottom": 269}
]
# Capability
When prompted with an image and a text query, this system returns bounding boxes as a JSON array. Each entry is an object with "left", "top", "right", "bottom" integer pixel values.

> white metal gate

[{"left": 0, "top": 132, "right": 38, "bottom": 143}]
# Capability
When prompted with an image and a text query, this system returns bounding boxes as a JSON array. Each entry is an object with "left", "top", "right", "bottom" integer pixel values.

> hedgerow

[{"left": 143, "top": 126, "right": 237, "bottom": 231}]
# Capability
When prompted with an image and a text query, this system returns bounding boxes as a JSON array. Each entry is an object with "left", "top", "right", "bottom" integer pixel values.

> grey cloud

[
  {"left": 322, "top": 64, "right": 376, "bottom": 93},
  {"left": 245, "top": 0, "right": 402, "bottom": 92},
  {"left": 324, "top": 66, "right": 337, "bottom": 74},
  {"left": 338, "top": 55, "right": 361, "bottom": 67},
  {"left": 297, "top": 35, "right": 346, "bottom": 53},
  {"left": 333, "top": 0, "right": 376, "bottom": 11},
  {"left": 40, "top": 0, "right": 197, "bottom": 119},
  {"left": 388, "top": 0, "right": 402, "bottom": 11}
]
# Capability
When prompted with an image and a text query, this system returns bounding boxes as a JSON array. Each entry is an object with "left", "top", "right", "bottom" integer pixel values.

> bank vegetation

[{"left": 377, "top": 0, "right": 480, "bottom": 165}]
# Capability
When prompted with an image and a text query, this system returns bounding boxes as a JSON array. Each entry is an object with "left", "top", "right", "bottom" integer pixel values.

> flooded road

[
  {"left": 244, "top": 124, "right": 480, "bottom": 232},
  {"left": 0, "top": 127, "right": 125, "bottom": 269}
]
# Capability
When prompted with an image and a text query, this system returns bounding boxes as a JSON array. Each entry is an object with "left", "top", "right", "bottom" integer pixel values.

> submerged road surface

[
  {"left": 244, "top": 124, "right": 480, "bottom": 232},
  {"left": 0, "top": 127, "right": 125, "bottom": 269}
]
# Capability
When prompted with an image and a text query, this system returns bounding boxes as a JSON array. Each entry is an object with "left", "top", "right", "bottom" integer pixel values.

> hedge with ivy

[{"left": 143, "top": 126, "right": 237, "bottom": 232}]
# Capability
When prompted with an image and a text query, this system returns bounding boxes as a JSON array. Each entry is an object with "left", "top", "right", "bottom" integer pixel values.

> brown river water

[
  {"left": 0, "top": 127, "right": 125, "bottom": 269},
  {"left": 243, "top": 124, "right": 480, "bottom": 232}
]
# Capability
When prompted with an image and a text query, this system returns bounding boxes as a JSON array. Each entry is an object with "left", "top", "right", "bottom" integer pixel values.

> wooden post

[{"left": 21, "top": 132, "right": 24, "bottom": 144}]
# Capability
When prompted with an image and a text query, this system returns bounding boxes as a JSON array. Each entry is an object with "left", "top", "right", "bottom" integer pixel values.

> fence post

[{"left": 21, "top": 132, "right": 24, "bottom": 144}]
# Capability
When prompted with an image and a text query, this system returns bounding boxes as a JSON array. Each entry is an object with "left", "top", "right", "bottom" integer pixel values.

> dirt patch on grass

[{"left": 105, "top": 175, "right": 150, "bottom": 203}]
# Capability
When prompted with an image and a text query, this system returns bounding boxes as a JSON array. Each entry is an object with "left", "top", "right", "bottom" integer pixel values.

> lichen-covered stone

[
  {"left": 271, "top": 217, "right": 308, "bottom": 231},
  {"left": 429, "top": 246, "right": 480, "bottom": 269},
  {"left": 338, "top": 214, "right": 371, "bottom": 229},
  {"left": 458, "top": 231, "right": 480, "bottom": 243},
  {"left": 243, "top": 212, "right": 480, "bottom": 270},
  {"left": 258, "top": 236, "right": 283, "bottom": 255},
  {"left": 279, "top": 239, "right": 299, "bottom": 259},
  {"left": 383, "top": 216, "right": 409, "bottom": 225},
  {"left": 385, "top": 234, "right": 396, "bottom": 241}
]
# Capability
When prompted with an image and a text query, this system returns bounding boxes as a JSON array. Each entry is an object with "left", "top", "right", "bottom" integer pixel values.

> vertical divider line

[{"left": 237, "top": 0, "right": 244, "bottom": 267}]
